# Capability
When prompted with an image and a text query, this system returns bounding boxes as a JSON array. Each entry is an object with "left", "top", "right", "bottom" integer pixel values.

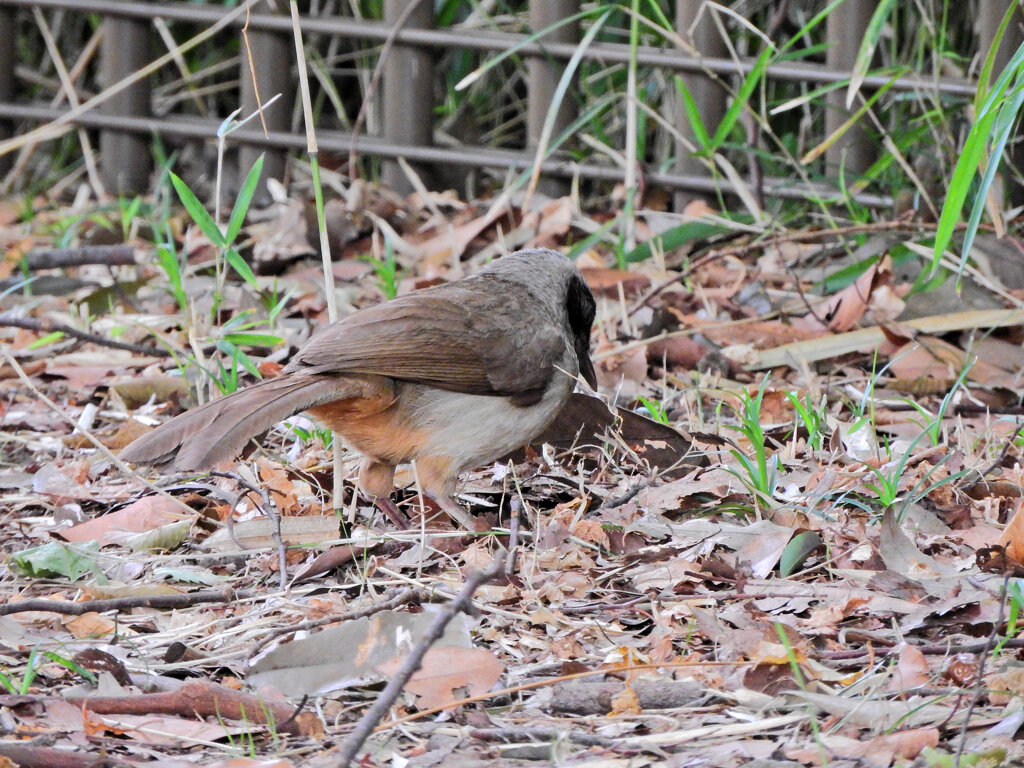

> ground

[{"left": 2, "top": 186, "right": 1024, "bottom": 767}]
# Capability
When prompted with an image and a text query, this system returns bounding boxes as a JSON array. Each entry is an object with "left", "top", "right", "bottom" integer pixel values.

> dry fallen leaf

[{"left": 376, "top": 646, "right": 504, "bottom": 710}]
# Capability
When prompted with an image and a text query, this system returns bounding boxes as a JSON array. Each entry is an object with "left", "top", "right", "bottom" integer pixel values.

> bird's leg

[
  {"left": 426, "top": 490, "right": 479, "bottom": 531},
  {"left": 358, "top": 458, "right": 410, "bottom": 529},
  {"left": 374, "top": 496, "right": 410, "bottom": 530},
  {"left": 414, "top": 456, "right": 479, "bottom": 530}
]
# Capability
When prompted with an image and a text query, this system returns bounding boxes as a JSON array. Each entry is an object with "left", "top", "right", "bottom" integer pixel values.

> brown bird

[{"left": 120, "top": 248, "right": 597, "bottom": 529}]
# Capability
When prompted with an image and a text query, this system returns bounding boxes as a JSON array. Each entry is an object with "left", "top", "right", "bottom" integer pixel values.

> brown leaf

[
  {"left": 60, "top": 495, "right": 187, "bottom": 546},
  {"left": 794, "top": 254, "right": 894, "bottom": 333},
  {"left": 579, "top": 266, "right": 651, "bottom": 297},
  {"left": 998, "top": 506, "right": 1024, "bottom": 562},
  {"left": 885, "top": 643, "right": 931, "bottom": 692},
  {"left": 376, "top": 646, "right": 504, "bottom": 710}
]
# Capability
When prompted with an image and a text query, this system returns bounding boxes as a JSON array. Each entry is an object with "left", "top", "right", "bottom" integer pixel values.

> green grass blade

[
  {"left": 846, "top": 0, "right": 896, "bottom": 109},
  {"left": 221, "top": 332, "right": 284, "bottom": 347},
  {"left": 932, "top": 109, "right": 997, "bottom": 269},
  {"left": 779, "top": 0, "right": 847, "bottom": 54},
  {"left": 623, "top": 219, "right": 732, "bottom": 263},
  {"left": 225, "top": 155, "right": 264, "bottom": 244},
  {"left": 454, "top": 5, "right": 610, "bottom": 91},
  {"left": 976, "top": 1, "right": 1019, "bottom": 111},
  {"left": 674, "top": 76, "right": 711, "bottom": 153},
  {"left": 958, "top": 82, "right": 1024, "bottom": 274},
  {"left": 567, "top": 216, "right": 618, "bottom": 261},
  {"left": 527, "top": 8, "right": 613, "bottom": 196},
  {"left": 225, "top": 247, "right": 259, "bottom": 289},
  {"left": 170, "top": 172, "right": 224, "bottom": 246},
  {"left": 710, "top": 48, "right": 770, "bottom": 149}
]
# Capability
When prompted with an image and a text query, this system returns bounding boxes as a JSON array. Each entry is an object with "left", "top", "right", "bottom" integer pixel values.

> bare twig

[
  {"left": 466, "top": 727, "right": 617, "bottom": 748},
  {"left": 1, "top": 315, "right": 172, "bottom": 357},
  {"left": 331, "top": 551, "right": 508, "bottom": 767},
  {"left": 953, "top": 573, "right": 1010, "bottom": 768},
  {"left": 595, "top": 479, "right": 652, "bottom": 511},
  {"left": 22, "top": 245, "right": 136, "bottom": 270},
  {"left": 961, "top": 423, "right": 1024, "bottom": 492},
  {"left": 211, "top": 469, "right": 286, "bottom": 592},
  {"left": 63, "top": 679, "right": 318, "bottom": 737},
  {"left": 252, "top": 587, "right": 424, "bottom": 653},
  {"left": 0, "top": 588, "right": 253, "bottom": 617},
  {"left": 346, "top": 0, "right": 427, "bottom": 180}
]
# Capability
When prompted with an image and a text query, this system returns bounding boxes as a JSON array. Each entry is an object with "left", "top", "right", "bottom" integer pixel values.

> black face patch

[{"left": 565, "top": 273, "right": 598, "bottom": 388}]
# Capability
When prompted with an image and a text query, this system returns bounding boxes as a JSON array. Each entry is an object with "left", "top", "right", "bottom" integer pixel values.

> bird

[{"left": 120, "top": 248, "right": 597, "bottom": 530}]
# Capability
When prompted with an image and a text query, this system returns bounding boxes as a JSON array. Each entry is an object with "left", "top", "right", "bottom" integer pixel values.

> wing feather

[{"left": 286, "top": 277, "right": 567, "bottom": 398}]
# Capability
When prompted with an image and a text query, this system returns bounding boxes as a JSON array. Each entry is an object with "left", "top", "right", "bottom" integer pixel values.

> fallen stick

[
  {"left": 23, "top": 245, "right": 137, "bottom": 270},
  {"left": 0, "top": 588, "right": 254, "bottom": 617},
  {"left": 63, "top": 679, "right": 321, "bottom": 737}
]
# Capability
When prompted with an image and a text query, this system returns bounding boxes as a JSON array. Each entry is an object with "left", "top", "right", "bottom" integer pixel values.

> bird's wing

[{"left": 286, "top": 277, "right": 568, "bottom": 402}]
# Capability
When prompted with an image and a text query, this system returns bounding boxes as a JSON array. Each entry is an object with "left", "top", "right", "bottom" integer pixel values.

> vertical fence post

[
  {"left": 977, "top": 0, "right": 1024, "bottom": 208},
  {"left": 528, "top": 0, "right": 578, "bottom": 198},
  {"left": 99, "top": 13, "right": 151, "bottom": 194},
  {"left": 239, "top": 14, "right": 291, "bottom": 204},
  {"left": 825, "top": 0, "right": 874, "bottom": 180},
  {"left": 382, "top": 0, "right": 434, "bottom": 195},
  {"left": 0, "top": 5, "right": 14, "bottom": 178},
  {"left": 674, "top": 0, "right": 727, "bottom": 210}
]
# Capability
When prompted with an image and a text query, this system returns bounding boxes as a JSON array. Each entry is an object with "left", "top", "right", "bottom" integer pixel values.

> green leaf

[
  {"left": 454, "top": 5, "right": 609, "bottom": 91},
  {"left": 221, "top": 332, "right": 285, "bottom": 347},
  {"left": 567, "top": 217, "right": 619, "bottom": 261},
  {"left": 156, "top": 242, "right": 187, "bottom": 311},
  {"left": 27, "top": 331, "right": 64, "bottom": 349},
  {"left": 674, "top": 77, "right": 711, "bottom": 153},
  {"left": 170, "top": 172, "right": 224, "bottom": 246},
  {"left": 958, "top": 82, "right": 1024, "bottom": 276},
  {"left": 846, "top": 0, "right": 896, "bottom": 109},
  {"left": 624, "top": 220, "right": 730, "bottom": 263},
  {"left": 10, "top": 541, "right": 100, "bottom": 581},
  {"left": 780, "top": 0, "right": 846, "bottom": 54},
  {"left": 779, "top": 532, "right": 823, "bottom": 577},
  {"left": 217, "top": 340, "right": 261, "bottom": 379},
  {"left": 39, "top": 651, "right": 97, "bottom": 685},
  {"left": 225, "top": 155, "right": 264, "bottom": 244},
  {"left": 934, "top": 39, "right": 1024, "bottom": 272},
  {"left": 975, "top": 1, "right": 1019, "bottom": 111},
  {"left": 711, "top": 48, "right": 770, "bottom": 149},
  {"left": 225, "top": 247, "right": 259, "bottom": 289}
]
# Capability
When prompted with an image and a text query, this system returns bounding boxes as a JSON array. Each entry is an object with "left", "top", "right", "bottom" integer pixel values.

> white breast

[{"left": 405, "top": 351, "right": 577, "bottom": 473}]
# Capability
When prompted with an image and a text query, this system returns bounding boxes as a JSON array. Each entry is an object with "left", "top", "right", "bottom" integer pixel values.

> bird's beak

[{"left": 576, "top": 339, "right": 598, "bottom": 390}]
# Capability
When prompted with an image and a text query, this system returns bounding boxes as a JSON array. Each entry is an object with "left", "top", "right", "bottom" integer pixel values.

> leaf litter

[{"left": 1, "top": 187, "right": 1024, "bottom": 766}]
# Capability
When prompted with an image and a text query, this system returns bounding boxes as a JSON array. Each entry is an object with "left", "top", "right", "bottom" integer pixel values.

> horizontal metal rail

[
  {"left": 0, "top": 102, "right": 894, "bottom": 207},
  {"left": 0, "top": 0, "right": 978, "bottom": 98}
]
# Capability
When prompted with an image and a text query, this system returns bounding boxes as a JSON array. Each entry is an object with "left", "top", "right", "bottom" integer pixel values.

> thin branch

[
  {"left": 0, "top": 588, "right": 253, "bottom": 617},
  {"left": 252, "top": 587, "right": 424, "bottom": 653},
  {"left": 22, "top": 245, "right": 137, "bottom": 270},
  {"left": 1, "top": 316, "right": 171, "bottom": 357},
  {"left": 331, "top": 551, "right": 508, "bottom": 767}
]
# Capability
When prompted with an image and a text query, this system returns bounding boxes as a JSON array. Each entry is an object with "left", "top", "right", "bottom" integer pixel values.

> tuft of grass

[
  {"left": 0, "top": 648, "right": 97, "bottom": 695},
  {"left": 362, "top": 238, "right": 402, "bottom": 300},
  {"left": 637, "top": 395, "right": 670, "bottom": 425},
  {"left": 726, "top": 376, "right": 778, "bottom": 508}
]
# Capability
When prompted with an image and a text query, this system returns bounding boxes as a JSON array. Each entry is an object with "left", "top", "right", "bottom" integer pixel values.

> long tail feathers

[{"left": 120, "top": 375, "right": 357, "bottom": 471}]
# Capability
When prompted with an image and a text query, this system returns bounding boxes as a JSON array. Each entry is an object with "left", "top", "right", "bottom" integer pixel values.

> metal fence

[{"left": 0, "top": 0, "right": 1017, "bottom": 209}]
